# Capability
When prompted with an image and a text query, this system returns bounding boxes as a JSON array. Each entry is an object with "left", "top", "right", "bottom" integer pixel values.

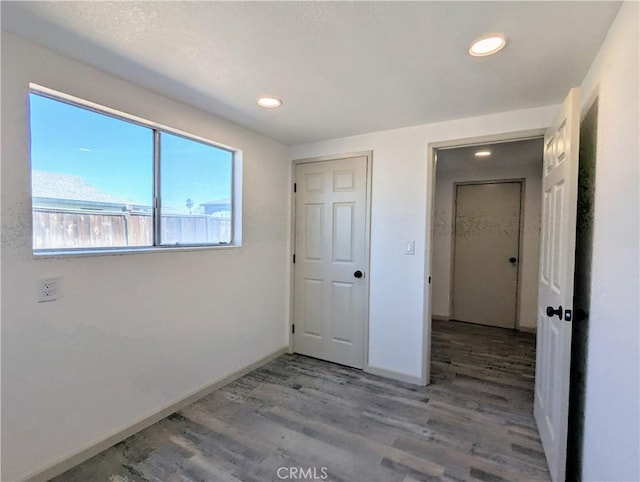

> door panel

[
  {"left": 452, "top": 181, "right": 522, "bottom": 328},
  {"left": 304, "top": 204, "right": 324, "bottom": 260},
  {"left": 303, "top": 279, "right": 323, "bottom": 337},
  {"left": 333, "top": 203, "right": 354, "bottom": 261},
  {"left": 535, "top": 87, "right": 580, "bottom": 482},
  {"left": 293, "top": 155, "right": 369, "bottom": 368},
  {"left": 331, "top": 281, "right": 354, "bottom": 343}
]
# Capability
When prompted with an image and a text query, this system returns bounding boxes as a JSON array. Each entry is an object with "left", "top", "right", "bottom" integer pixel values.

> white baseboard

[
  {"left": 518, "top": 325, "right": 537, "bottom": 333},
  {"left": 432, "top": 315, "right": 450, "bottom": 321},
  {"left": 24, "top": 346, "right": 289, "bottom": 482},
  {"left": 364, "top": 364, "right": 425, "bottom": 386}
]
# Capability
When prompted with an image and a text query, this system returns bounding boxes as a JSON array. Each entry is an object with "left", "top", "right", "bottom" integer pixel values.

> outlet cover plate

[{"left": 38, "top": 277, "right": 60, "bottom": 302}]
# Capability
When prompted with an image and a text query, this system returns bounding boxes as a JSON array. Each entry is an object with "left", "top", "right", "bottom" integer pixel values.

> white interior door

[
  {"left": 452, "top": 181, "right": 522, "bottom": 328},
  {"left": 293, "top": 154, "right": 369, "bottom": 368},
  {"left": 535, "top": 87, "right": 580, "bottom": 482}
]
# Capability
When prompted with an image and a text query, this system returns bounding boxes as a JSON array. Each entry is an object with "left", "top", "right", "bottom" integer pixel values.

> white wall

[
  {"left": 1, "top": 33, "right": 290, "bottom": 481},
  {"left": 578, "top": 3, "right": 640, "bottom": 480},
  {"left": 432, "top": 162, "right": 542, "bottom": 329},
  {"left": 290, "top": 105, "right": 557, "bottom": 381}
]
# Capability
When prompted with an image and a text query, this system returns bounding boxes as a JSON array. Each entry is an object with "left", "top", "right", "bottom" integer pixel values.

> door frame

[
  {"left": 424, "top": 128, "right": 545, "bottom": 384},
  {"left": 449, "top": 179, "right": 525, "bottom": 329},
  {"left": 289, "top": 151, "right": 373, "bottom": 369}
]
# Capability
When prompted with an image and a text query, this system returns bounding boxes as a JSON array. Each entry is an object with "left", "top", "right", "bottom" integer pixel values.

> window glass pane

[
  {"left": 30, "top": 93, "right": 153, "bottom": 250},
  {"left": 160, "top": 132, "right": 233, "bottom": 245}
]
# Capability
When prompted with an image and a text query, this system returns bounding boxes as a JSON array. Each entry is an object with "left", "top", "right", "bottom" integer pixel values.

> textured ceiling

[
  {"left": 437, "top": 138, "right": 544, "bottom": 173},
  {"left": 1, "top": 1, "right": 621, "bottom": 145}
]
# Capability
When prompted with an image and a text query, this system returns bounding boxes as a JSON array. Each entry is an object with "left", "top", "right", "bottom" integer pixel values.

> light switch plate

[{"left": 405, "top": 240, "right": 415, "bottom": 255}]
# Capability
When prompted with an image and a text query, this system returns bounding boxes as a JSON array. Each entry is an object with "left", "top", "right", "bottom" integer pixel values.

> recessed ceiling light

[
  {"left": 474, "top": 150, "right": 492, "bottom": 157},
  {"left": 257, "top": 97, "right": 282, "bottom": 108},
  {"left": 469, "top": 35, "right": 507, "bottom": 57}
]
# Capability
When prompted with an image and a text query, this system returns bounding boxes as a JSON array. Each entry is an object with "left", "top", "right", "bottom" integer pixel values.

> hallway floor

[{"left": 53, "top": 320, "right": 549, "bottom": 481}]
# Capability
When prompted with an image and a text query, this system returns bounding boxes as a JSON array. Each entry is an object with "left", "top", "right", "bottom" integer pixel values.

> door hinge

[
  {"left": 292, "top": 324, "right": 295, "bottom": 334},
  {"left": 293, "top": 254, "right": 296, "bottom": 264},
  {"left": 428, "top": 276, "right": 431, "bottom": 284},
  {"left": 294, "top": 183, "right": 297, "bottom": 193}
]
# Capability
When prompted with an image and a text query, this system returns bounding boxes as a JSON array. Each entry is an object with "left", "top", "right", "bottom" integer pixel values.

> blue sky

[{"left": 29, "top": 93, "right": 232, "bottom": 213}]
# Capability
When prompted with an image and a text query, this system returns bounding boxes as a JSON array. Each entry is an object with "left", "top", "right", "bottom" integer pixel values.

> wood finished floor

[{"left": 51, "top": 320, "right": 549, "bottom": 482}]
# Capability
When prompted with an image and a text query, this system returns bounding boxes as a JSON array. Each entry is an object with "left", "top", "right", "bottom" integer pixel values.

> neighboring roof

[
  {"left": 200, "top": 199, "right": 231, "bottom": 207},
  {"left": 31, "top": 170, "right": 143, "bottom": 206}
]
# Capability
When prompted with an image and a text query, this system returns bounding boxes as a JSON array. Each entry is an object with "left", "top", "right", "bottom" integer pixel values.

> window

[
  {"left": 160, "top": 132, "right": 233, "bottom": 246},
  {"left": 29, "top": 87, "right": 236, "bottom": 253}
]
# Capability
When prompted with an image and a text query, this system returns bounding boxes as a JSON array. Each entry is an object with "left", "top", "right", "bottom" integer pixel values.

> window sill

[{"left": 33, "top": 244, "right": 241, "bottom": 259}]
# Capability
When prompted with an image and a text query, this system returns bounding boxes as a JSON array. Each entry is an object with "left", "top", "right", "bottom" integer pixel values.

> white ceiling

[
  {"left": 436, "top": 138, "right": 544, "bottom": 173},
  {"left": 1, "top": 1, "right": 621, "bottom": 145}
]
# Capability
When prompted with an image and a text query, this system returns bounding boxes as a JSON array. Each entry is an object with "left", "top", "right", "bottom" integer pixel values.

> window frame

[{"left": 29, "top": 84, "right": 240, "bottom": 256}]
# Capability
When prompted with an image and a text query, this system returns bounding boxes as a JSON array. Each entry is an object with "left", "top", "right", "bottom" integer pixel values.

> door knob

[
  {"left": 354, "top": 270, "right": 363, "bottom": 279},
  {"left": 546, "top": 305, "right": 563, "bottom": 319},
  {"left": 509, "top": 257, "right": 518, "bottom": 264}
]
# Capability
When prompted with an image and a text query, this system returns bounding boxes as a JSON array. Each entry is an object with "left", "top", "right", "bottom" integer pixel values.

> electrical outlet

[{"left": 38, "top": 277, "right": 60, "bottom": 302}]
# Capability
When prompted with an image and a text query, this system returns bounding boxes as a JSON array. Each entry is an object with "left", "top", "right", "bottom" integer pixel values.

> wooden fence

[{"left": 33, "top": 209, "right": 231, "bottom": 249}]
